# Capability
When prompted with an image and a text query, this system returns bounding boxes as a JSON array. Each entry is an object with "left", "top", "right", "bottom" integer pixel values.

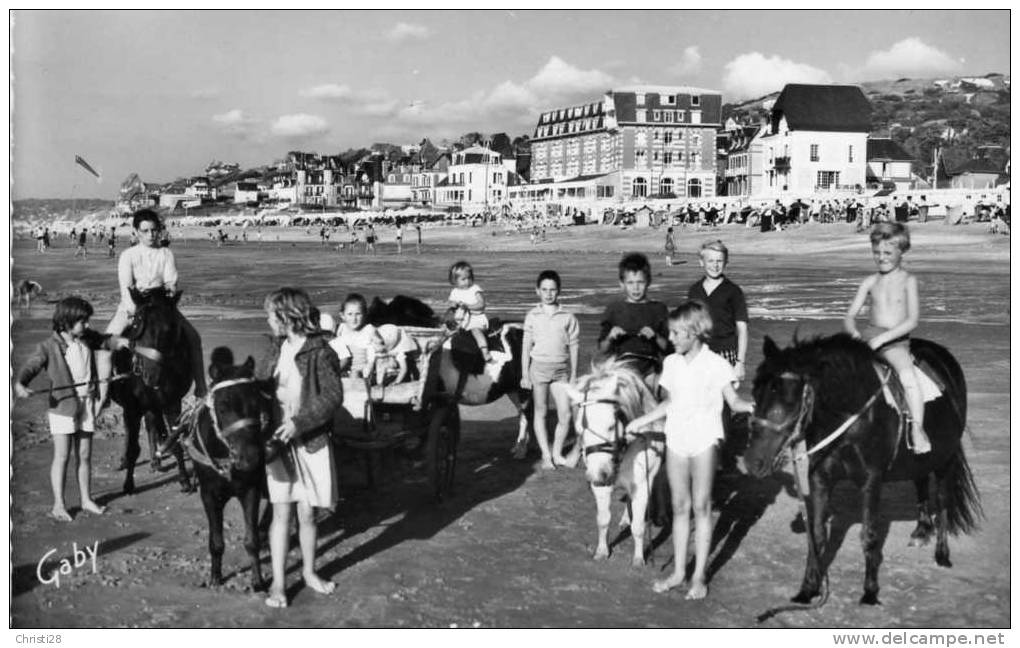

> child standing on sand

[
  {"left": 844, "top": 222, "right": 929, "bottom": 454},
  {"left": 448, "top": 261, "right": 494, "bottom": 363},
  {"left": 15, "top": 297, "right": 125, "bottom": 521},
  {"left": 664, "top": 227, "right": 677, "bottom": 267},
  {"left": 625, "top": 301, "right": 754, "bottom": 600},
  {"left": 259, "top": 288, "right": 340, "bottom": 608},
  {"left": 687, "top": 240, "right": 748, "bottom": 381},
  {"left": 597, "top": 253, "right": 669, "bottom": 377},
  {"left": 520, "top": 270, "right": 580, "bottom": 469}
]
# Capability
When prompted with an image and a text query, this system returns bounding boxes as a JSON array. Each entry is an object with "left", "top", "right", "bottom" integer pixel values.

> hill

[{"left": 721, "top": 74, "right": 1010, "bottom": 176}]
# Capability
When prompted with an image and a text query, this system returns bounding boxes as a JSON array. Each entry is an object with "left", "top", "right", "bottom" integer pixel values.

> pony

[
  {"left": 744, "top": 334, "right": 981, "bottom": 613},
  {"left": 182, "top": 347, "right": 272, "bottom": 591},
  {"left": 367, "top": 295, "right": 532, "bottom": 458},
  {"left": 567, "top": 357, "right": 668, "bottom": 566},
  {"left": 111, "top": 287, "right": 196, "bottom": 494}
]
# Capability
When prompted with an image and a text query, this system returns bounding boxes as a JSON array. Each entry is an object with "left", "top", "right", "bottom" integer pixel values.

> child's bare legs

[
  {"left": 882, "top": 346, "right": 929, "bottom": 453},
  {"left": 550, "top": 381, "right": 578, "bottom": 467},
  {"left": 470, "top": 328, "right": 492, "bottom": 362},
  {"left": 50, "top": 434, "right": 73, "bottom": 521},
  {"left": 98, "top": 308, "right": 131, "bottom": 409},
  {"left": 296, "top": 501, "right": 334, "bottom": 594},
  {"left": 267, "top": 502, "right": 292, "bottom": 606},
  {"left": 76, "top": 433, "right": 106, "bottom": 514},
  {"left": 531, "top": 382, "right": 555, "bottom": 469},
  {"left": 686, "top": 445, "right": 717, "bottom": 600},
  {"left": 654, "top": 448, "right": 691, "bottom": 593}
]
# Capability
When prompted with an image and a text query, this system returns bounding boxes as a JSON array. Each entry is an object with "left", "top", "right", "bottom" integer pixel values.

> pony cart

[{"left": 333, "top": 326, "right": 461, "bottom": 501}]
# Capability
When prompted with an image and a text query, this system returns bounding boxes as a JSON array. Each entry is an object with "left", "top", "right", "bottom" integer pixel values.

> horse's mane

[
  {"left": 755, "top": 333, "right": 881, "bottom": 414},
  {"left": 576, "top": 356, "right": 657, "bottom": 421}
]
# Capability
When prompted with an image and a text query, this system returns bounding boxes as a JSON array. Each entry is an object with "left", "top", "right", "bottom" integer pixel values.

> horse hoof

[
  {"left": 859, "top": 592, "right": 881, "bottom": 606},
  {"left": 592, "top": 551, "right": 609, "bottom": 562},
  {"left": 935, "top": 553, "right": 953, "bottom": 568},
  {"left": 123, "top": 481, "right": 135, "bottom": 495},
  {"left": 116, "top": 458, "right": 129, "bottom": 471},
  {"left": 631, "top": 557, "right": 645, "bottom": 568},
  {"left": 791, "top": 591, "right": 817, "bottom": 604},
  {"left": 252, "top": 579, "right": 268, "bottom": 593},
  {"left": 180, "top": 479, "right": 196, "bottom": 494}
]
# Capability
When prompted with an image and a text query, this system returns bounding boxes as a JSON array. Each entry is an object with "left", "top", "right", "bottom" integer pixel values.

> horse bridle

[
  {"left": 189, "top": 377, "right": 268, "bottom": 477},
  {"left": 576, "top": 387, "right": 629, "bottom": 461},
  {"left": 749, "top": 372, "right": 816, "bottom": 468}
]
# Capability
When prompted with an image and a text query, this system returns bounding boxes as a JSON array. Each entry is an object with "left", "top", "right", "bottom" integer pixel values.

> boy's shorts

[
  {"left": 529, "top": 359, "right": 570, "bottom": 385},
  {"left": 48, "top": 398, "right": 96, "bottom": 435}
]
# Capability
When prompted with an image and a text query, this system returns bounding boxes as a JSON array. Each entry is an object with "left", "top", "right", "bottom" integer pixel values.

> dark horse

[
  {"left": 185, "top": 347, "right": 272, "bottom": 591},
  {"left": 111, "top": 288, "right": 196, "bottom": 494},
  {"left": 744, "top": 334, "right": 981, "bottom": 613}
]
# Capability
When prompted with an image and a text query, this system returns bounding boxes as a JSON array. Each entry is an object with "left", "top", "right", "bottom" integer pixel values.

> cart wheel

[{"left": 427, "top": 404, "right": 460, "bottom": 501}]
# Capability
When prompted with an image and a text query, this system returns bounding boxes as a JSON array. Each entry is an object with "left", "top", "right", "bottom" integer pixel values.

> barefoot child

[
  {"left": 597, "top": 253, "right": 669, "bottom": 378},
  {"left": 260, "top": 288, "right": 342, "bottom": 608},
  {"left": 625, "top": 301, "right": 754, "bottom": 599},
  {"left": 15, "top": 297, "right": 125, "bottom": 520},
  {"left": 520, "top": 270, "right": 580, "bottom": 469},
  {"left": 448, "top": 261, "right": 493, "bottom": 363},
  {"left": 844, "top": 222, "right": 929, "bottom": 454}
]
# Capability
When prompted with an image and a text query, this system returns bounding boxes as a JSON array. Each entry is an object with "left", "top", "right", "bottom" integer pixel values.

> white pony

[{"left": 567, "top": 357, "right": 666, "bottom": 566}]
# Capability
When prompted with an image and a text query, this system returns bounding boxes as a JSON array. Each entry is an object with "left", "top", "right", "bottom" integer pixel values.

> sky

[{"left": 11, "top": 9, "right": 1011, "bottom": 199}]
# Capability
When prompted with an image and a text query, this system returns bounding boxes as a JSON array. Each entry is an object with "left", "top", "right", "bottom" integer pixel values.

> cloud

[
  {"left": 528, "top": 56, "right": 613, "bottom": 100},
  {"left": 190, "top": 88, "right": 221, "bottom": 100},
  {"left": 212, "top": 109, "right": 260, "bottom": 139},
  {"left": 670, "top": 46, "right": 702, "bottom": 76},
  {"left": 387, "top": 22, "right": 430, "bottom": 42},
  {"left": 270, "top": 113, "right": 330, "bottom": 138},
  {"left": 301, "top": 83, "right": 354, "bottom": 100},
  {"left": 860, "top": 38, "right": 962, "bottom": 79},
  {"left": 722, "top": 52, "right": 832, "bottom": 100}
]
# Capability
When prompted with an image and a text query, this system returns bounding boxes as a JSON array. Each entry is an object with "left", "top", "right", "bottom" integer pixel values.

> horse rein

[
  {"left": 576, "top": 390, "right": 628, "bottom": 459},
  {"left": 188, "top": 377, "right": 268, "bottom": 477}
]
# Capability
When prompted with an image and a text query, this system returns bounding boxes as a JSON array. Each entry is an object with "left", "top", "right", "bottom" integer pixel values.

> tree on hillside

[
  {"left": 340, "top": 148, "right": 372, "bottom": 165},
  {"left": 458, "top": 132, "right": 486, "bottom": 148}
]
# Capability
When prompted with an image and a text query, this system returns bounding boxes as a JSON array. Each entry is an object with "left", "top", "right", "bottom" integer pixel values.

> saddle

[
  {"left": 874, "top": 357, "right": 943, "bottom": 453},
  {"left": 448, "top": 321, "right": 510, "bottom": 378}
]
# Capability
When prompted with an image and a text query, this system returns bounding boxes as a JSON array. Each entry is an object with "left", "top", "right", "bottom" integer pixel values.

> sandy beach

[{"left": 10, "top": 219, "right": 1011, "bottom": 628}]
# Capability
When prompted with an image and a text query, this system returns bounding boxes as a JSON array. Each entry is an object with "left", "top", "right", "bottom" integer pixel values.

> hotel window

[
  {"left": 653, "top": 110, "right": 661, "bottom": 121},
  {"left": 636, "top": 109, "right": 646, "bottom": 122},
  {"left": 635, "top": 150, "right": 647, "bottom": 166},
  {"left": 691, "top": 95, "right": 701, "bottom": 106},
  {"left": 817, "top": 171, "right": 839, "bottom": 188},
  {"left": 676, "top": 112, "right": 684, "bottom": 123},
  {"left": 848, "top": 145, "right": 854, "bottom": 162},
  {"left": 664, "top": 132, "right": 674, "bottom": 145},
  {"left": 653, "top": 130, "right": 660, "bottom": 142},
  {"left": 663, "top": 151, "right": 673, "bottom": 165},
  {"left": 653, "top": 151, "right": 660, "bottom": 162},
  {"left": 632, "top": 177, "right": 648, "bottom": 197},
  {"left": 691, "top": 111, "right": 701, "bottom": 124},
  {"left": 664, "top": 95, "right": 676, "bottom": 105},
  {"left": 636, "top": 93, "right": 645, "bottom": 106},
  {"left": 810, "top": 144, "right": 820, "bottom": 162}
]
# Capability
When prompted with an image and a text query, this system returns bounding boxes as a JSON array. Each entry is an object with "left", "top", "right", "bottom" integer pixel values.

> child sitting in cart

[
  {"left": 331, "top": 293, "right": 383, "bottom": 379},
  {"left": 368, "top": 324, "right": 418, "bottom": 386}
]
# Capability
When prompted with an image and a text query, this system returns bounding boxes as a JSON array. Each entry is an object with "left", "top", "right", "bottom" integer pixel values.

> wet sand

[{"left": 10, "top": 220, "right": 1011, "bottom": 628}]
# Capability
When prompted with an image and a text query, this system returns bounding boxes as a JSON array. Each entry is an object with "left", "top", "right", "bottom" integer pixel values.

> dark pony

[
  {"left": 111, "top": 287, "right": 195, "bottom": 494},
  {"left": 744, "top": 333, "right": 981, "bottom": 615},
  {"left": 185, "top": 347, "right": 272, "bottom": 591}
]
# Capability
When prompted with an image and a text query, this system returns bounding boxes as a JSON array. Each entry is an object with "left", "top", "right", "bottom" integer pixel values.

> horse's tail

[{"left": 941, "top": 448, "right": 983, "bottom": 536}]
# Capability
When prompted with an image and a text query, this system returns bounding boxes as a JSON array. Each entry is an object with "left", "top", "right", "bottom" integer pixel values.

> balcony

[{"left": 774, "top": 156, "right": 791, "bottom": 171}]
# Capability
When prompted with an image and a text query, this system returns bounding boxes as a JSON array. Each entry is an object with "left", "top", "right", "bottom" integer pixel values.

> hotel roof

[{"left": 613, "top": 85, "right": 721, "bottom": 95}]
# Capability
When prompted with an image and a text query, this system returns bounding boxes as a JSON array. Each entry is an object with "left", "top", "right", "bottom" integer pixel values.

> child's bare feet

[
  {"left": 554, "top": 452, "right": 580, "bottom": 468},
  {"left": 303, "top": 572, "right": 336, "bottom": 595},
  {"left": 50, "top": 507, "right": 72, "bottom": 522},
  {"left": 265, "top": 587, "right": 288, "bottom": 608},
  {"left": 81, "top": 500, "right": 107, "bottom": 515},
  {"left": 540, "top": 457, "right": 556, "bottom": 470},
  {"left": 652, "top": 574, "right": 685, "bottom": 594},
  {"left": 685, "top": 579, "right": 708, "bottom": 600}
]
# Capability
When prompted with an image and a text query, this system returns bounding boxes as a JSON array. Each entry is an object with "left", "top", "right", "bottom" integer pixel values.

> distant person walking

[
  {"left": 43, "top": 228, "right": 51, "bottom": 250},
  {"left": 73, "top": 229, "right": 88, "bottom": 259},
  {"left": 395, "top": 221, "right": 404, "bottom": 255},
  {"left": 415, "top": 221, "right": 423, "bottom": 254},
  {"left": 366, "top": 224, "right": 377, "bottom": 255},
  {"left": 107, "top": 227, "right": 116, "bottom": 258},
  {"left": 35, "top": 226, "right": 46, "bottom": 253},
  {"left": 664, "top": 226, "right": 677, "bottom": 267}
]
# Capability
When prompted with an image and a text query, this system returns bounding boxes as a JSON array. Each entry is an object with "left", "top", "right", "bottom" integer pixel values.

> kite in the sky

[{"left": 75, "top": 154, "right": 101, "bottom": 181}]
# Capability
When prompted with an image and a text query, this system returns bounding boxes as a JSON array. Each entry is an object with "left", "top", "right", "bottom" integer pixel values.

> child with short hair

[
  {"left": 844, "top": 222, "right": 929, "bottom": 454},
  {"left": 15, "top": 297, "right": 124, "bottom": 521},
  {"left": 597, "top": 252, "right": 669, "bottom": 376},
  {"left": 448, "top": 261, "right": 493, "bottom": 363},
  {"left": 520, "top": 270, "right": 580, "bottom": 469},
  {"left": 625, "top": 301, "right": 754, "bottom": 599},
  {"left": 687, "top": 240, "right": 749, "bottom": 381},
  {"left": 330, "top": 293, "right": 383, "bottom": 378}
]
